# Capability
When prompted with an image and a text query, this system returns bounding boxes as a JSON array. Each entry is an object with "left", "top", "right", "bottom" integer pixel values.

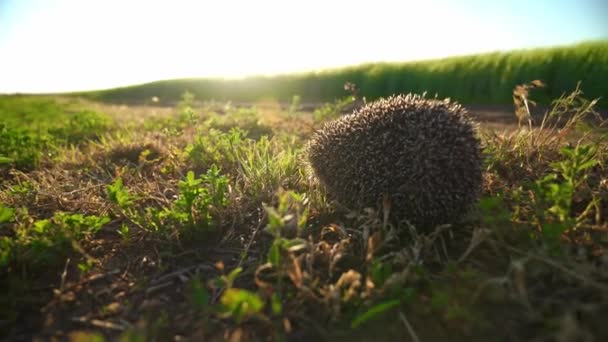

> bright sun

[{"left": 0, "top": 0, "right": 605, "bottom": 92}]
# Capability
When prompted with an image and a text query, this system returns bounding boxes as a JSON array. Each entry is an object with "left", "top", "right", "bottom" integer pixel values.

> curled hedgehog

[{"left": 305, "top": 93, "right": 483, "bottom": 228}]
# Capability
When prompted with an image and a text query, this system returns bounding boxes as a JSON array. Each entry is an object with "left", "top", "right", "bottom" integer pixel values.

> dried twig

[
  {"left": 458, "top": 228, "right": 492, "bottom": 263},
  {"left": 59, "top": 258, "right": 71, "bottom": 292},
  {"left": 399, "top": 311, "right": 421, "bottom": 342},
  {"left": 150, "top": 265, "right": 197, "bottom": 285},
  {"left": 146, "top": 281, "right": 174, "bottom": 295},
  {"left": 237, "top": 209, "right": 266, "bottom": 268},
  {"left": 71, "top": 317, "right": 128, "bottom": 331}
]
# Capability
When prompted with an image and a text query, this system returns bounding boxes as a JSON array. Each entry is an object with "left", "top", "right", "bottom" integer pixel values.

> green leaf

[
  {"left": 370, "top": 260, "right": 393, "bottom": 287},
  {"left": 33, "top": 219, "right": 51, "bottom": 233},
  {"left": 0, "top": 205, "right": 15, "bottom": 224},
  {"left": 559, "top": 146, "right": 575, "bottom": 158},
  {"left": 225, "top": 267, "right": 242, "bottom": 287},
  {"left": 267, "top": 240, "right": 281, "bottom": 267},
  {"left": 190, "top": 277, "right": 210, "bottom": 310},
  {"left": 0, "top": 156, "right": 13, "bottom": 164},
  {"left": 219, "top": 288, "right": 265, "bottom": 322},
  {"left": 271, "top": 293, "right": 282, "bottom": 315},
  {"left": 107, "top": 178, "right": 133, "bottom": 208},
  {"left": 0, "top": 237, "right": 14, "bottom": 267},
  {"left": 577, "top": 159, "right": 598, "bottom": 172},
  {"left": 542, "top": 221, "right": 569, "bottom": 240},
  {"left": 351, "top": 299, "right": 401, "bottom": 328}
]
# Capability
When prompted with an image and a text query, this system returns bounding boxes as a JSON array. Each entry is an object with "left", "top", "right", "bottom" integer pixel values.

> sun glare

[{"left": 0, "top": 0, "right": 605, "bottom": 93}]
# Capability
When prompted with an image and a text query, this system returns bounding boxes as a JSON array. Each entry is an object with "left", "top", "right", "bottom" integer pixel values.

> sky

[{"left": 0, "top": 0, "right": 606, "bottom": 93}]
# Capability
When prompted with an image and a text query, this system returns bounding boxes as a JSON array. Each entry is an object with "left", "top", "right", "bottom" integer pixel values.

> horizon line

[{"left": 1, "top": 39, "right": 605, "bottom": 96}]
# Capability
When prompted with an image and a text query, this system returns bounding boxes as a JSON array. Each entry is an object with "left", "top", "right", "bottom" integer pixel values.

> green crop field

[
  {"left": 1, "top": 57, "right": 608, "bottom": 340},
  {"left": 82, "top": 41, "right": 608, "bottom": 107}
]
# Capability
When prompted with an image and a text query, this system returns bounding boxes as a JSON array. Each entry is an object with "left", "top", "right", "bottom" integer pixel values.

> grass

[
  {"left": 80, "top": 40, "right": 608, "bottom": 107},
  {"left": 0, "top": 83, "right": 607, "bottom": 341},
  {"left": 0, "top": 96, "right": 113, "bottom": 171}
]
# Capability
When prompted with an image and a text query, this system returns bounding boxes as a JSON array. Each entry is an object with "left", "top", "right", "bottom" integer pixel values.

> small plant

[
  {"left": 107, "top": 167, "right": 229, "bottom": 239},
  {"left": 264, "top": 190, "right": 309, "bottom": 239},
  {"left": 107, "top": 177, "right": 135, "bottom": 209},
  {"left": 237, "top": 136, "right": 300, "bottom": 199},
  {"left": 107, "top": 177, "right": 148, "bottom": 236},
  {"left": 177, "top": 91, "right": 199, "bottom": 125},
  {"left": 218, "top": 288, "right": 265, "bottom": 323},
  {"left": 117, "top": 223, "right": 130, "bottom": 241},
  {"left": 210, "top": 266, "right": 266, "bottom": 323},
  {"left": 522, "top": 143, "right": 600, "bottom": 250},
  {"left": 261, "top": 190, "right": 309, "bottom": 293},
  {"left": 170, "top": 166, "right": 229, "bottom": 232},
  {"left": 1, "top": 212, "right": 109, "bottom": 269},
  {"left": 77, "top": 259, "right": 95, "bottom": 274},
  {"left": 184, "top": 127, "right": 246, "bottom": 172}
]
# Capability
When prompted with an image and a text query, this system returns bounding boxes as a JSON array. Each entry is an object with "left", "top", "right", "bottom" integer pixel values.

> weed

[
  {"left": 516, "top": 143, "right": 601, "bottom": 251},
  {"left": 184, "top": 127, "right": 246, "bottom": 172},
  {"left": 236, "top": 136, "right": 300, "bottom": 199},
  {"left": 178, "top": 91, "right": 199, "bottom": 125},
  {"left": 1, "top": 211, "right": 109, "bottom": 269},
  {"left": 218, "top": 288, "right": 266, "bottom": 323},
  {"left": 107, "top": 166, "right": 229, "bottom": 239},
  {"left": 107, "top": 177, "right": 134, "bottom": 208},
  {"left": 170, "top": 167, "right": 229, "bottom": 232}
]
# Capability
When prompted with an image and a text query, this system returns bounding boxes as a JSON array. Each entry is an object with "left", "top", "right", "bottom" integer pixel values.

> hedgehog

[{"left": 305, "top": 93, "right": 483, "bottom": 228}]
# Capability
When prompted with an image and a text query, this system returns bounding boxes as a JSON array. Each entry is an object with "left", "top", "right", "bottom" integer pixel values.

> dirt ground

[{"left": 76, "top": 98, "right": 523, "bottom": 130}]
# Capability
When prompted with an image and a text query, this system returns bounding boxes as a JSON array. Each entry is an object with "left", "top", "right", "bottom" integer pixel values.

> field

[
  {"left": 1, "top": 80, "right": 608, "bottom": 340},
  {"left": 81, "top": 41, "right": 608, "bottom": 108}
]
